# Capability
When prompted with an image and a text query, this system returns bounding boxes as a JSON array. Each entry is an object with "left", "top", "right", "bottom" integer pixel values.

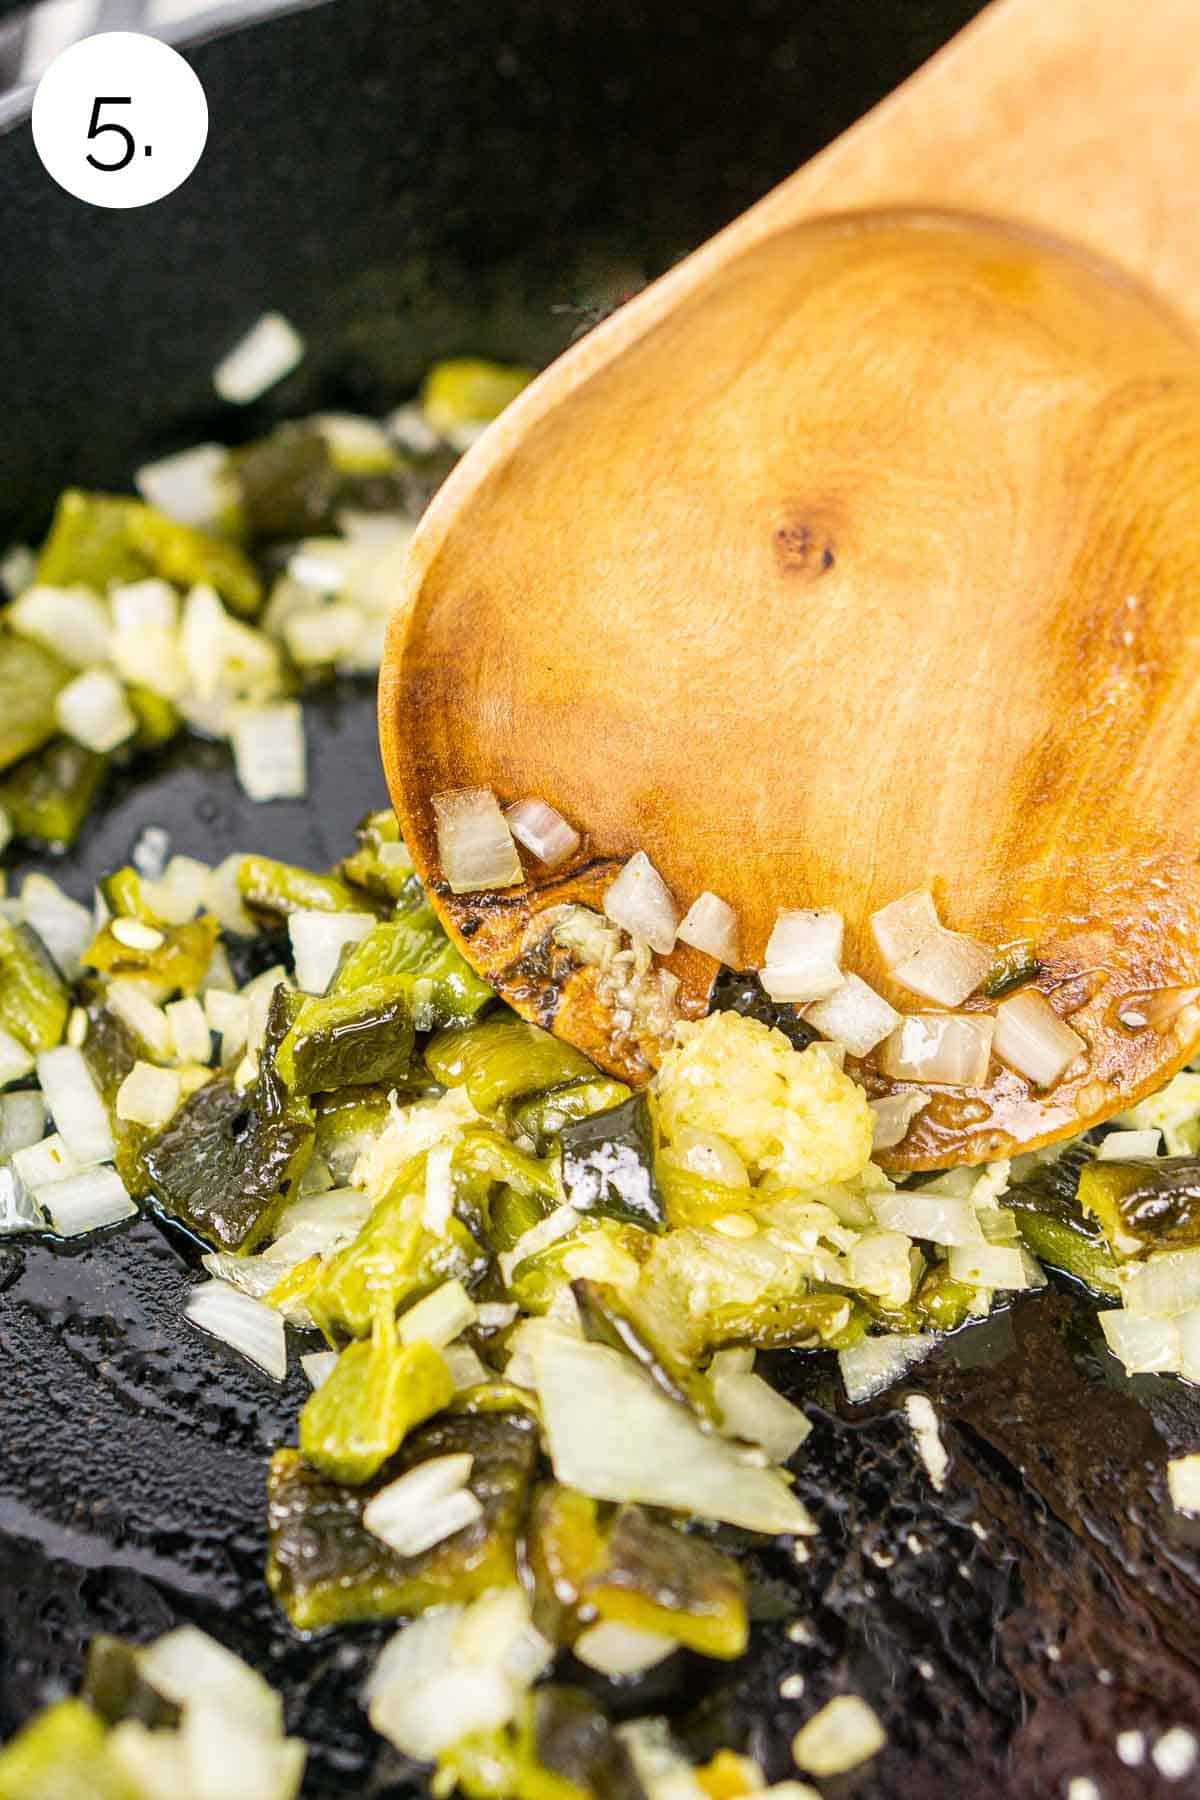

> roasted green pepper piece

[
  {"left": 332, "top": 909, "right": 494, "bottom": 1029},
  {"left": 0, "top": 1701, "right": 135, "bottom": 1800},
  {"left": 439, "top": 1714, "right": 589, "bottom": 1800},
  {"left": 81, "top": 1002, "right": 149, "bottom": 1196},
  {"left": 529, "top": 1689, "right": 645, "bottom": 1800},
  {"left": 0, "top": 631, "right": 70, "bottom": 772},
  {"left": 560, "top": 1093, "right": 665, "bottom": 1231},
  {"left": 983, "top": 945, "right": 1044, "bottom": 1000},
  {"left": 35, "top": 490, "right": 260, "bottom": 616},
  {"left": 276, "top": 981, "right": 415, "bottom": 1094},
  {"left": 237, "top": 853, "right": 369, "bottom": 917},
  {"left": 584, "top": 1505, "right": 747, "bottom": 1658},
  {"left": 709, "top": 967, "right": 818, "bottom": 1051},
  {"left": 489, "top": 1184, "right": 557, "bottom": 1254},
  {"left": 703, "top": 1291, "right": 858, "bottom": 1351},
  {"left": 299, "top": 1323, "right": 453, "bottom": 1484},
  {"left": 81, "top": 1637, "right": 180, "bottom": 1731},
  {"left": 340, "top": 809, "right": 418, "bottom": 902},
  {"left": 314, "top": 1085, "right": 400, "bottom": 1182},
  {"left": 0, "top": 737, "right": 108, "bottom": 849},
  {"left": 83, "top": 915, "right": 219, "bottom": 995},
  {"left": 1006, "top": 1142, "right": 1120, "bottom": 1293},
  {"left": 230, "top": 423, "right": 341, "bottom": 541},
  {"left": 142, "top": 1072, "right": 312, "bottom": 1251},
  {"left": 421, "top": 359, "right": 536, "bottom": 438},
  {"left": 514, "top": 1078, "right": 633, "bottom": 1153},
  {"left": 574, "top": 1278, "right": 713, "bottom": 1419},
  {"left": 1079, "top": 1155, "right": 1200, "bottom": 1256},
  {"left": 267, "top": 1409, "right": 539, "bottom": 1629},
  {"left": 126, "top": 685, "right": 180, "bottom": 749},
  {"left": 35, "top": 491, "right": 146, "bottom": 588},
  {"left": 307, "top": 1155, "right": 487, "bottom": 1340},
  {"left": 913, "top": 1263, "right": 978, "bottom": 1332},
  {"left": 0, "top": 920, "right": 68, "bottom": 1051},
  {"left": 99, "top": 866, "right": 163, "bottom": 924},
  {"left": 656, "top": 1160, "right": 751, "bottom": 1230},
  {"left": 124, "top": 505, "right": 261, "bottom": 617},
  {"left": 527, "top": 1483, "right": 608, "bottom": 1643},
  {"left": 426, "top": 1016, "right": 593, "bottom": 1113}
]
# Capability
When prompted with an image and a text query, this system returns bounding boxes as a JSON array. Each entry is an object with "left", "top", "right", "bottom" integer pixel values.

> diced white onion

[
  {"left": 504, "top": 797, "right": 582, "bottom": 869},
  {"left": 837, "top": 1333, "right": 937, "bottom": 1404},
  {"left": 0, "top": 1168, "right": 44, "bottom": 1235},
  {"left": 712, "top": 1367, "right": 812, "bottom": 1461},
  {"left": 1120, "top": 1247, "right": 1200, "bottom": 1318},
  {"left": 283, "top": 602, "right": 368, "bottom": 669},
  {"left": 287, "top": 909, "right": 375, "bottom": 994},
  {"left": 165, "top": 997, "right": 213, "bottom": 1065},
  {"left": 37, "top": 1165, "right": 136, "bottom": 1237},
  {"left": 9, "top": 584, "right": 112, "bottom": 667},
  {"left": 603, "top": 851, "right": 680, "bottom": 955},
  {"left": 947, "top": 1241, "right": 1033, "bottom": 1289},
  {"left": 0, "top": 544, "right": 35, "bottom": 596},
  {"left": 12, "top": 1132, "right": 78, "bottom": 1189},
  {"left": 144, "top": 855, "right": 211, "bottom": 926},
  {"left": 498, "top": 1205, "right": 583, "bottom": 1287},
  {"left": 301, "top": 1350, "right": 339, "bottom": 1390},
  {"left": 179, "top": 1702, "right": 305, "bottom": 1800},
  {"left": 112, "top": 577, "right": 179, "bottom": 634},
  {"left": 616, "top": 1720, "right": 711, "bottom": 1800},
  {"left": 213, "top": 312, "right": 305, "bottom": 404},
  {"left": 443, "top": 1342, "right": 490, "bottom": 1389},
  {"left": 229, "top": 701, "right": 307, "bottom": 802},
  {"left": 107, "top": 980, "right": 174, "bottom": 1060},
  {"left": 476, "top": 1300, "right": 518, "bottom": 1332},
  {"left": 1098, "top": 1129, "right": 1162, "bottom": 1161},
  {"left": 892, "top": 928, "right": 991, "bottom": 1007},
  {"left": 760, "top": 909, "right": 844, "bottom": 1004},
  {"left": 363, "top": 1454, "right": 481, "bottom": 1556},
  {"left": 869, "top": 1091, "right": 931, "bottom": 1151},
  {"left": 574, "top": 1622, "right": 678, "bottom": 1675},
  {"left": 532, "top": 1333, "right": 814, "bottom": 1534},
  {"left": 676, "top": 890, "right": 740, "bottom": 965},
  {"left": 1167, "top": 1454, "right": 1200, "bottom": 1514},
  {"left": 185, "top": 1279, "right": 288, "bottom": 1380},
  {"left": 1099, "top": 1309, "right": 1181, "bottom": 1373},
  {"left": 879, "top": 1013, "right": 994, "bottom": 1087},
  {"left": 142, "top": 1626, "right": 283, "bottom": 1734},
  {"left": 993, "top": 989, "right": 1086, "bottom": 1088},
  {"left": 873, "top": 1190, "right": 984, "bottom": 1247},
  {"left": 20, "top": 873, "right": 92, "bottom": 978},
  {"left": 54, "top": 668, "right": 137, "bottom": 753},
  {"left": 366, "top": 1594, "right": 550, "bottom": 1763},
  {"left": 804, "top": 973, "right": 900, "bottom": 1057},
  {"left": 111, "top": 918, "right": 164, "bottom": 952},
  {"left": 0, "top": 1091, "right": 47, "bottom": 1159},
  {"left": 791, "top": 1696, "right": 886, "bottom": 1777},
  {"left": 0, "top": 1029, "right": 34, "bottom": 1087},
  {"left": 870, "top": 888, "right": 941, "bottom": 966},
  {"left": 846, "top": 1229, "right": 918, "bottom": 1306},
  {"left": 397, "top": 1279, "right": 478, "bottom": 1349},
  {"left": 135, "top": 443, "right": 230, "bottom": 527},
  {"left": 204, "top": 988, "right": 250, "bottom": 1058},
  {"left": 432, "top": 787, "right": 523, "bottom": 894},
  {"left": 35, "top": 1047, "right": 114, "bottom": 1164},
  {"left": 116, "top": 1061, "right": 183, "bottom": 1129}
]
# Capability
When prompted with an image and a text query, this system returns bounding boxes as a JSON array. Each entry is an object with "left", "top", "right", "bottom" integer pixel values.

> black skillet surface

[{"left": 4, "top": 0, "right": 1200, "bottom": 1793}]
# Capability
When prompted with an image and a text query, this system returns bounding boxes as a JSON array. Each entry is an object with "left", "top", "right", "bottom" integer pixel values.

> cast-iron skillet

[{"left": 3, "top": 2, "right": 1200, "bottom": 1793}]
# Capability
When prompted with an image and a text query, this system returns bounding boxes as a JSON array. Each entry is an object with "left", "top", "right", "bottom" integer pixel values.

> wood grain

[{"left": 381, "top": 0, "right": 1200, "bottom": 1166}]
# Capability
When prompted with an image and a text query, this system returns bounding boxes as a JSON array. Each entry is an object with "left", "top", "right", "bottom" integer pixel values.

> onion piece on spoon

[
  {"left": 879, "top": 1012, "right": 994, "bottom": 1086},
  {"left": 677, "top": 890, "right": 739, "bottom": 965},
  {"left": 603, "top": 851, "right": 680, "bottom": 955},
  {"left": 504, "top": 797, "right": 581, "bottom": 868},
  {"left": 993, "top": 988, "right": 1086, "bottom": 1087},
  {"left": 432, "top": 788, "right": 523, "bottom": 893},
  {"left": 760, "top": 908, "right": 844, "bottom": 1003}
]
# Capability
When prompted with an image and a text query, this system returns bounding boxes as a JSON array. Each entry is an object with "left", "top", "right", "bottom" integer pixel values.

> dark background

[{"left": 7, "top": 4, "right": 1200, "bottom": 1797}]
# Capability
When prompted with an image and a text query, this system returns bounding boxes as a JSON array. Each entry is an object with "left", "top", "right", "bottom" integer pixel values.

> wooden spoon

[{"left": 380, "top": 0, "right": 1200, "bottom": 1169}]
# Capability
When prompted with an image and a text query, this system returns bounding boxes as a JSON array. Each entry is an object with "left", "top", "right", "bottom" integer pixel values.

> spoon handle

[{"left": 741, "top": 0, "right": 1200, "bottom": 329}]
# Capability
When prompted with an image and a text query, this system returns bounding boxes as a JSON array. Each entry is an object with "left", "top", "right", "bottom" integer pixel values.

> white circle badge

[{"left": 32, "top": 31, "right": 208, "bottom": 209}]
